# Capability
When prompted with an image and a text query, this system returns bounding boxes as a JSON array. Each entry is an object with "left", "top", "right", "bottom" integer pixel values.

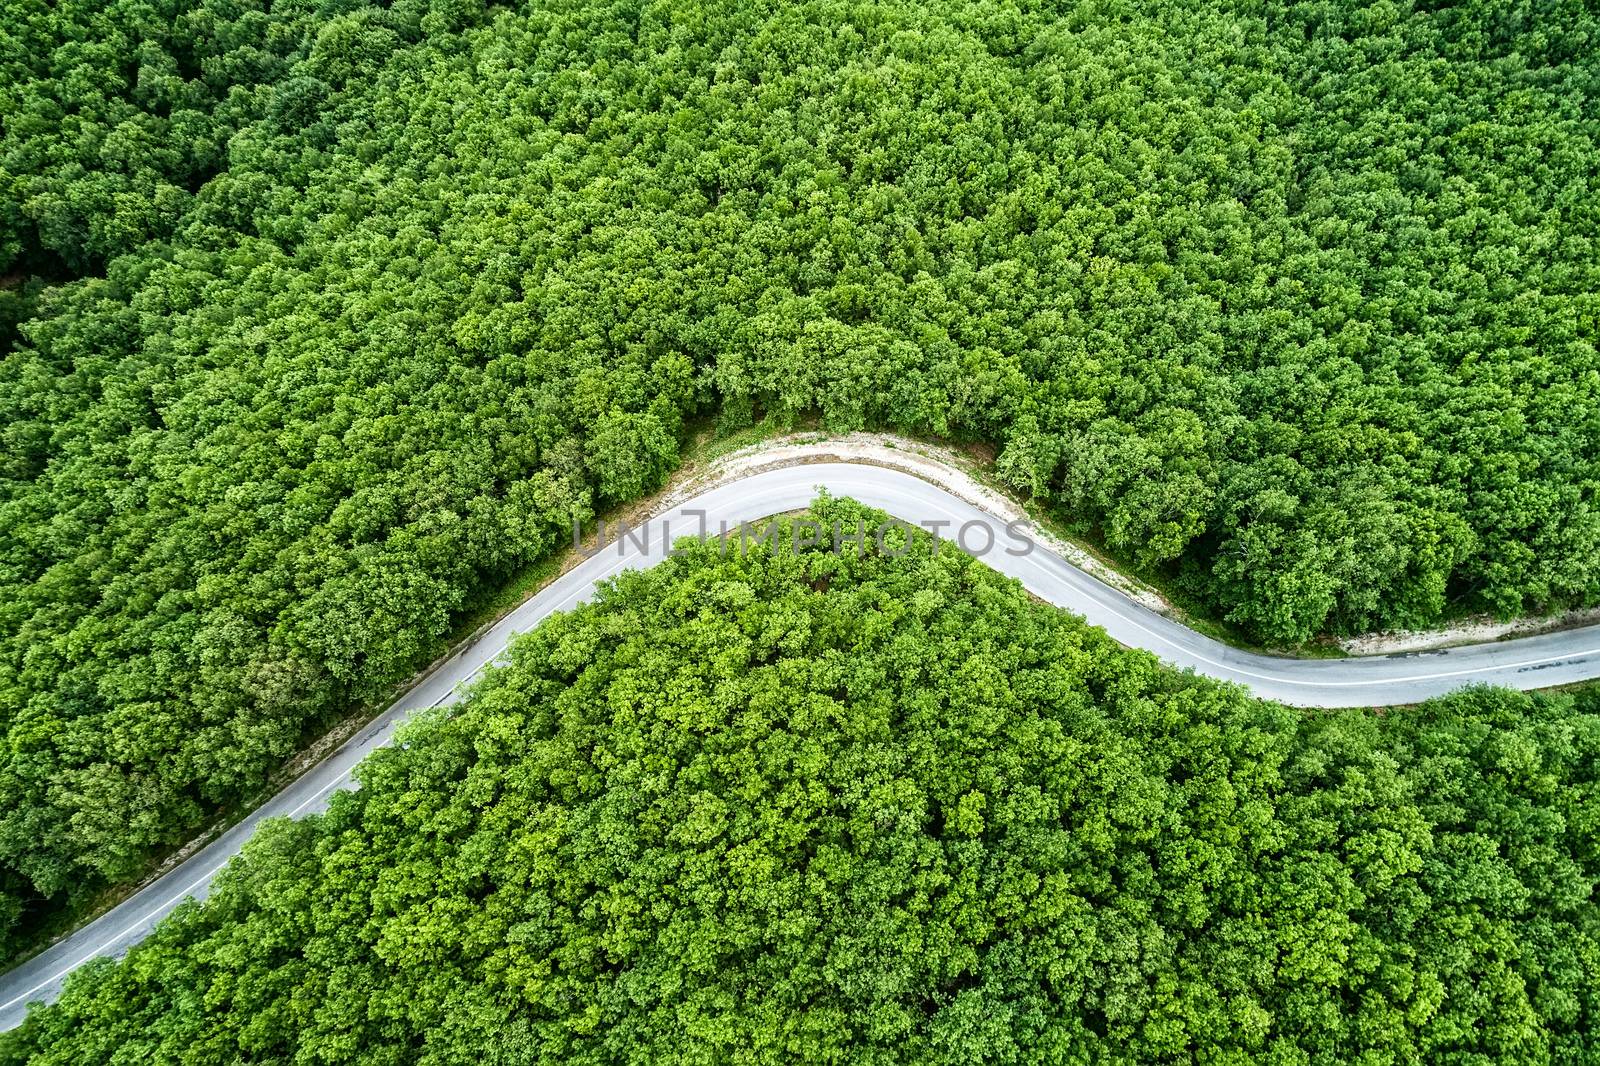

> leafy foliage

[
  {"left": 5, "top": 504, "right": 1598, "bottom": 1063},
  {"left": 2, "top": 0, "right": 1598, "bottom": 950},
  {"left": 0, "top": 0, "right": 489, "bottom": 272}
]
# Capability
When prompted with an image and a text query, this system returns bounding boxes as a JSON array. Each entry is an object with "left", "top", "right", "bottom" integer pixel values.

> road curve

[{"left": 3, "top": 460, "right": 1599, "bottom": 1028}]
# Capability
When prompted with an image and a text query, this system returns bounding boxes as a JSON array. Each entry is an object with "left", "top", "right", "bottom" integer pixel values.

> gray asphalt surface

[{"left": 3, "top": 461, "right": 1597, "bottom": 1029}]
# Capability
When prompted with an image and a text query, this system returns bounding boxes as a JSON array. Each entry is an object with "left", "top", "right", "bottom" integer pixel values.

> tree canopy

[
  {"left": 2, "top": 0, "right": 1597, "bottom": 951},
  {"left": 4, "top": 503, "right": 1598, "bottom": 1063}
]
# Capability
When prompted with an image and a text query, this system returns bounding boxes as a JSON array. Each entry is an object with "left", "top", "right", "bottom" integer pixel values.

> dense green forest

[
  {"left": 2, "top": 0, "right": 1598, "bottom": 951},
  {"left": 4, "top": 504, "right": 1598, "bottom": 1063}
]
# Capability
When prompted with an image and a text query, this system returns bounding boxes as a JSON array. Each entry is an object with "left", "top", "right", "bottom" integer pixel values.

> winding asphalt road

[{"left": 3, "top": 461, "right": 1598, "bottom": 1028}]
